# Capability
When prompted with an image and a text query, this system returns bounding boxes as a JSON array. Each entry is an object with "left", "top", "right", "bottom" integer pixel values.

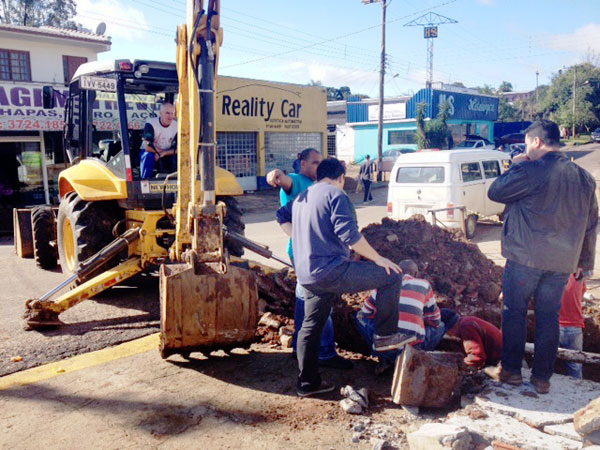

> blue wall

[{"left": 353, "top": 122, "right": 418, "bottom": 163}]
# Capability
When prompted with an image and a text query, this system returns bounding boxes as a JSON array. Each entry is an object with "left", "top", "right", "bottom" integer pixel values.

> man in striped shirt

[{"left": 356, "top": 260, "right": 444, "bottom": 371}]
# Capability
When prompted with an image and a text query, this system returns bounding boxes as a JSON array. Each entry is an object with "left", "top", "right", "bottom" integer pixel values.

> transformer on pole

[{"left": 404, "top": 12, "right": 457, "bottom": 89}]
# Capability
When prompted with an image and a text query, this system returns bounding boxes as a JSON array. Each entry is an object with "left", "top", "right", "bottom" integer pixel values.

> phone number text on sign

[{"left": 0, "top": 119, "right": 64, "bottom": 130}]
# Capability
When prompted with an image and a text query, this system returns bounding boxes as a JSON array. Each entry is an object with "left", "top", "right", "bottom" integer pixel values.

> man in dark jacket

[
  {"left": 359, "top": 155, "right": 374, "bottom": 203},
  {"left": 486, "top": 119, "right": 597, "bottom": 394}
]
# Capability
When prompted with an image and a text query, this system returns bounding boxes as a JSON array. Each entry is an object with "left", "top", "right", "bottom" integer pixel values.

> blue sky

[{"left": 75, "top": 0, "right": 600, "bottom": 97}]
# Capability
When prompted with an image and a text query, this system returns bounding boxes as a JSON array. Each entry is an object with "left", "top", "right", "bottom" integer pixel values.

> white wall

[
  {"left": 335, "top": 124, "right": 355, "bottom": 163},
  {"left": 1, "top": 33, "right": 102, "bottom": 83}
]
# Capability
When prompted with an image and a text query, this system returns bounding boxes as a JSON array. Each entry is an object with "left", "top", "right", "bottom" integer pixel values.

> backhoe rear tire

[
  {"left": 32, "top": 205, "right": 58, "bottom": 269},
  {"left": 57, "top": 191, "right": 122, "bottom": 278},
  {"left": 220, "top": 196, "right": 245, "bottom": 257}
]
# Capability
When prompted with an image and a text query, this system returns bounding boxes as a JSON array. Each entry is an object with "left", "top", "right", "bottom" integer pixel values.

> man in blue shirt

[
  {"left": 277, "top": 158, "right": 410, "bottom": 397},
  {"left": 267, "top": 148, "right": 351, "bottom": 370}
]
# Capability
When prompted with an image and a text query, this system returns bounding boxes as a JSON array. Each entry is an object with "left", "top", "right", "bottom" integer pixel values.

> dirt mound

[{"left": 251, "top": 217, "right": 600, "bottom": 366}]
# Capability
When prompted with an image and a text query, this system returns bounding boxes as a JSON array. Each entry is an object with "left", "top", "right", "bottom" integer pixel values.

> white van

[{"left": 387, "top": 149, "right": 511, "bottom": 238}]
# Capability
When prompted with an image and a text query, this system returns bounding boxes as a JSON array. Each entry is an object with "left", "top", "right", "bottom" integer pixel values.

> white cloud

[
  {"left": 75, "top": 0, "right": 151, "bottom": 41},
  {"left": 539, "top": 24, "right": 600, "bottom": 55},
  {"left": 281, "top": 60, "right": 379, "bottom": 92},
  {"left": 477, "top": 0, "right": 495, "bottom": 5}
]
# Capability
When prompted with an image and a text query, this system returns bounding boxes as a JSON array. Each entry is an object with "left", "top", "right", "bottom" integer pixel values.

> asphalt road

[{"left": 1, "top": 142, "right": 598, "bottom": 377}]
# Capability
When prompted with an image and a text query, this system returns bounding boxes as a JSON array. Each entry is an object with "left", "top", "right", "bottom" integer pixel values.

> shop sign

[
  {"left": 433, "top": 90, "right": 498, "bottom": 121},
  {"left": 0, "top": 82, "right": 68, "bottom": 131},
  {"left": 0, "top": 82, "right": 159, "bottom": 132},
  {"left": 216, "top": 77, "right": 326, "bottom": 131},
  {"left": 368, "top": 102, "right": 407, "bottom": 121}
]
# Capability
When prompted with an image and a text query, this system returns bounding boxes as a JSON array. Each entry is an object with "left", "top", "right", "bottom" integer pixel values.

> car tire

[
  {"left": 465, "top": 214, "right": 478, "bottom": 239},
  {"left": 219, "top": 196, "right": 245, "bottom": 257}
]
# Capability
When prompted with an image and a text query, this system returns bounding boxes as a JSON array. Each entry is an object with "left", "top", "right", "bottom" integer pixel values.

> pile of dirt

[{"left": 250, "top": 217, "right": 600, "bottom": 365}]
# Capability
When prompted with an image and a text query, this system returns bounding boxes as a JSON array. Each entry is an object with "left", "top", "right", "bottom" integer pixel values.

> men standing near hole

[{"left": 267, "top": 149, "right": 352, "bottom": 370}]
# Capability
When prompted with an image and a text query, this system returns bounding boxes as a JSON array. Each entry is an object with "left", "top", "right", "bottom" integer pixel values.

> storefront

[
  {"left": 342, "top": 88, "right": 499, "bottom": 163},
  {"left": 0, "top": 75, "right": 326, "bottom": 229},
  {"left": 216, "top": 76, "right": 327, "bottom": 191}
]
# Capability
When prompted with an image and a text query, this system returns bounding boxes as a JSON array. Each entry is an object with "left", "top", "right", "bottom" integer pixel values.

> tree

[
  {"left": 415, "top": 101, "right": 453, "bottom": 150},
  {"left": 497, "top": 81, "right": 513, "bottom": 93},
  {"left": 477, "top": 84, "right": 495, "bottom": 95},
  {"left": 498, "top": 96, "right": 520, "bottom": 122},
  {"left": 0, "top": 0, "right": 78, "bottom": 29},
  {"left": 540, "top": 64, "right": 600, "bottom": 133}
]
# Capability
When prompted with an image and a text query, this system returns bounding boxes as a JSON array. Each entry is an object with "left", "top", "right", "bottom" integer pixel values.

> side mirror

[{"left": 42, "top": 86, "right": 55, "bottom": 109}]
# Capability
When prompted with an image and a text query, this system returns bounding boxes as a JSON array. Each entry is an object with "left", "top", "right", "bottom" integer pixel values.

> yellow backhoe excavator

[{"left": 22, "top": 0, "right": 271, "bottom": 358}]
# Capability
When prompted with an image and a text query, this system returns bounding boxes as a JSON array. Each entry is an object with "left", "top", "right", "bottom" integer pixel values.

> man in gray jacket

[{"left": 487, "top": 119, "right": 597, "bottom": 394}]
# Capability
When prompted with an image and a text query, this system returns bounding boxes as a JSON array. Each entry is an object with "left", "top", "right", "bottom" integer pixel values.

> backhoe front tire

[
  {"left": 57, "top": 192, "right": 122, "bottom": 278},
  {"left": 220, "top": 196, "right": 245, "bottom": 257},
  {"left": 31, "top": 205, "right": 58, "bottom": 269}
]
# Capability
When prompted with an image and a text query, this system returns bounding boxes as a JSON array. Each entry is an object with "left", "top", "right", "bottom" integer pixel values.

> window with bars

[
  {"left": 327, "top": 134, "right": 336, "bottom": 158},
  {"left": 0, "top": 49, "right": 31, "bottom": 81},
  {"left": 216, "top": 132, "right": 257, "bottom": 178},
  {"left": 265, "top": 132, "right": 322, "bottom": 174}
]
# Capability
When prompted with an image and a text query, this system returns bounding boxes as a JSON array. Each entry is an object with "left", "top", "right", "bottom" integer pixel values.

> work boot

[
  {"left": 373, "top": 332, "right": 416, "bottom": 352},
  {"left": 297, "top": 380, "right": 336, "bottom": 397},
  {"left": 530, "top": 376, "right": 550, "bottom": 394},
  {"left": 319, "top": 355, "right": 353, "bottom": 370},
  {"left": 484, "top": 364, "right": 523, "bottom": 386}
]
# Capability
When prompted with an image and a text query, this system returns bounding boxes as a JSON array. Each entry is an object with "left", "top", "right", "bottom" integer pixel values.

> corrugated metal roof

[{"left": 0, "top": 24, "right": 111, "bottom": 45}]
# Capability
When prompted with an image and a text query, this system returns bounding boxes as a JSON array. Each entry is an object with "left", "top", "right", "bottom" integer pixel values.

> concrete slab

[
  {"left": 447, "top": 410, "right": 582, "bottom": 450},
  {"left": 543, "top": 423, "right": 582, "bottom": 442},
  {"left": 475, "top": 369, "right": 599, "bottom": 427}
]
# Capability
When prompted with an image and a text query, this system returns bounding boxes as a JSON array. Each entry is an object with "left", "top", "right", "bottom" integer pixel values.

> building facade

[
  {"left": 328, "top": 87, "right": 499, "bottom": 164},
  {"left": 0, "top": 24, "right": 111, "bottom": 232}
]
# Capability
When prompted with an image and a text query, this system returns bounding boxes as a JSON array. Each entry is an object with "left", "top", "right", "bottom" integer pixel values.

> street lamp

[{"left": 362, "top": 0, "right": 387, "bottom": 181}]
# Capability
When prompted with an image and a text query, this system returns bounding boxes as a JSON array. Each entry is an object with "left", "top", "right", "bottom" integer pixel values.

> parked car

[
  {"left": 379, "top": 147, "right": 417, "bottom": 172},
  {"left": 591, "top": 128, "right": 600, "bottom": 143},
  {"left": 455, "top": 138, "right": 495, "bottom": 150},
  {"left": 387, "top": 149, "right": 510, "bottom": 238},
  {"left": 500, "top": 133, "right": 525, "bottom": 146}
]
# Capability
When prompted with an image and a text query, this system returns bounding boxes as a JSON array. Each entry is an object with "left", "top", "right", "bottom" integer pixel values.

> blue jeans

[
  {"left": 502, "top": 260, "right": 570, "bottom": 381},
  {"left": 292, "top": 284, "right": 337, "bottom": 361},
  {"left": 298, "top": 261, "right": 402, "bottom": 388},
  {"left": 559, "top": 326, "right": 583, "bottom": 379},
  {"left": 140, "top": 151, "right": 176, "bottom": 178},
  {"left": 355, "top": 314, "right": 446, "bottom": 362}
]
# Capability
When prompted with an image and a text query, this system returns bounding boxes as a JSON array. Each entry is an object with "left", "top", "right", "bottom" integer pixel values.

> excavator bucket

[{"left": 159, "top": 261, "right": 259, "bottom": 358}]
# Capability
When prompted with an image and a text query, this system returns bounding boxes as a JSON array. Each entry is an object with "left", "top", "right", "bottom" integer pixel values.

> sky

[{"left": 75, "top": 0, "right": 600, "bottom": 98}]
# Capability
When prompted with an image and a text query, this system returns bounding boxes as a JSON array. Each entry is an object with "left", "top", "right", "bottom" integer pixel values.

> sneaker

[
  {"left": 319, "top": 355, "right": 353, "bottom": 370},
  {"left": 297, "top": 380, "right": 336, "bottom": 397},
  {"left": 373, "top": 333, "right": 416, "bottom": 352},
  {"left": 484, "top": 364, "right": 523, "bottom": 386},
  {"left": 530, "top": 376, "right": 550, "bottom": 394}
]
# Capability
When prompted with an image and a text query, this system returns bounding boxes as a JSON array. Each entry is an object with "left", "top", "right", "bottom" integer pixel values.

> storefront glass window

[
  {"left": 0, "top": 141, "right": 44, "bottom": 209},
  {"left": 265, "top": 132, "right": 322, "bottom": 174},
  {"left": 217, "top": 132, "right": 257, "bottom": 178},
  {"left": 388, "top": 130, "right": 416, "bottom": 145}
]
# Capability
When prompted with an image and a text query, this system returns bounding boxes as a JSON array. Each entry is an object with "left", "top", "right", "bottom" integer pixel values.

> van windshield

[{"left": 396, "top": 166, "right": 445, "bottom": 183}]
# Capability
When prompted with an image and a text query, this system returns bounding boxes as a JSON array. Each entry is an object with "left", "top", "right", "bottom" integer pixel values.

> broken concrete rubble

[
  {"left": 406, "top": 423, "right": 472, "bottom": 450},
  {"left": 391, "top": 346, "right": 463, "bottom": 407},
  {"left": 574, "top": 396, "right": 600, "bottom": 444}
]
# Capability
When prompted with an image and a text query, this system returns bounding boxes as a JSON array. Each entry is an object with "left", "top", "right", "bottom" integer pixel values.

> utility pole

[
  {"left": 572, "top": 66, "right": 577, "bottom": 139},
  {"left": 362, "top": 0, "right": 387, "bottom": 181},
  {"left": 535, "top": 70, "right": 539, "bottom": 104}
]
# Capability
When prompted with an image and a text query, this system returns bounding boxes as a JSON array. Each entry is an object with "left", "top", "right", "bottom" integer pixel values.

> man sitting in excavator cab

[{"left": 140, "top": 101, "right": 178, "bottom": 178}]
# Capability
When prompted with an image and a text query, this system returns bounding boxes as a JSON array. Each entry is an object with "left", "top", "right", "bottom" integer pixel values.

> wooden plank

[{"left": 13, "top": 208, "right": 33, "bottom": 258}]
